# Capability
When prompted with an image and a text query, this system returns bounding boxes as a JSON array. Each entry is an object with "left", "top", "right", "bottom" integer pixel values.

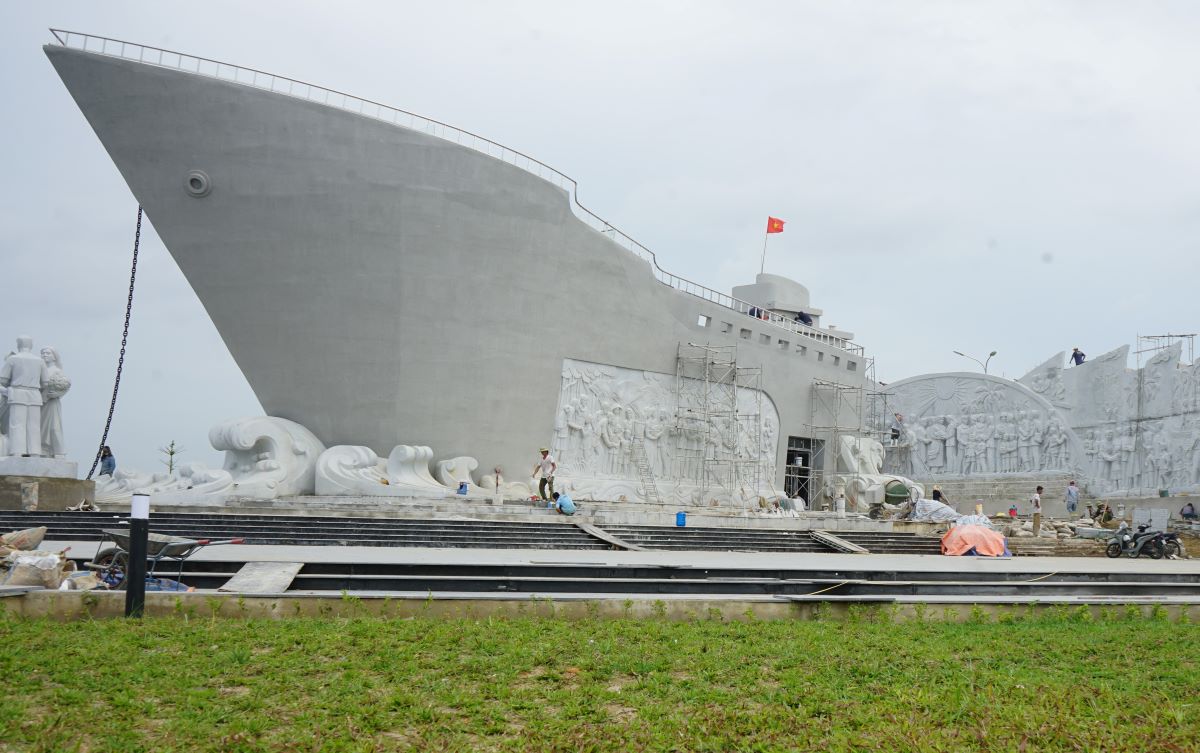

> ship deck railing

[{"left": 48, "top": 28, "right": 864, "bottom": 358}]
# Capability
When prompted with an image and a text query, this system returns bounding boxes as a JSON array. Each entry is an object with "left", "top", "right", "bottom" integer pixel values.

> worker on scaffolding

[{"left": 889, "top": 412, "right": 905, "bottom": 446}]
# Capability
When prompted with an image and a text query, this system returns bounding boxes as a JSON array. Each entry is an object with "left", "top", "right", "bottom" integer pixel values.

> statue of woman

[{"left": 39, "top": 347, "right": 70, "bottom": 458}]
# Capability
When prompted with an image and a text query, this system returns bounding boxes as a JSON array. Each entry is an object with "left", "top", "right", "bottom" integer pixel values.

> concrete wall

[
  {"left": 7, "top": 590, "right": 1196, "bottom": 622},
  {"left": 0, "top": 476, "right": 93, "bottom": 511},
  {"left": 46, "top": 46, "right": 869, "bottom": 491}
]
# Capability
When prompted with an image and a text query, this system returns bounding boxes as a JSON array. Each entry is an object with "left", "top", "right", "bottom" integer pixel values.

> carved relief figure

[
  {"left": 1016, "top": 412, "right": 1035, "bottom": 469},
  {"left": 1097, "top": 430, "right": 1119, "bottom": 487},
  {"left": 972, "top": 414, "right": 995, "bottom": 473},
  {"left": 954, "top": 414, "right": 972, "bottom": 473},
  {"left": 1118, "top": 425, "right": 1137, "bottom": 489},
  {"left": 921, "top": 417, "right": 947, "bottom": 473},
  {"left": 1042, "top": 419, "right": 1068, "bottom": 471},
  {"left": 998, "top": 429, "right": 1018, "bottom": 473}
]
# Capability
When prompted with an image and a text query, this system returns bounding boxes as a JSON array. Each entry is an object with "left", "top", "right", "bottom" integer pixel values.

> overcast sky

[{"left": 3, "top": 1, "right": 1199, "bottom": 474}]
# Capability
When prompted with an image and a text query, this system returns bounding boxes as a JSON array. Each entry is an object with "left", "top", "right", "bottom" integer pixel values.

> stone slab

[
  {"left": 0, "top": 476, "right": 94, "bottom": 511},
  {"left": 810, "top": 530, "right": 870, "bottom": 554},
  {"left": 572, "top": 521, "right": 646, "bottom": 551},
  {"left": 218, "top": 561, "right": 304, "bottom": 593},
  {"left": 0, "top": 457, "right": 77, "bottom": 479}
]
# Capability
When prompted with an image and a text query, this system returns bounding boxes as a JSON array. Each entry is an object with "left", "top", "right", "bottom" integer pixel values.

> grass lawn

[{"left": 1, "top": 608, "right": 1198, "bottom": 752}]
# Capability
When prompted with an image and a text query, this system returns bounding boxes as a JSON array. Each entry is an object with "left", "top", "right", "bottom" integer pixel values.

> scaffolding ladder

[
  {"left": 674, "top": 343, "right": 764, "bottom": 506},
  {"left": 631, "top": 437, "right": 662, "bottom": 505}
]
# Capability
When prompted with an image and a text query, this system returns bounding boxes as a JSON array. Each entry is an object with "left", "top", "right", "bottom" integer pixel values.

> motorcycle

[
  {"left": 1105, "top": 523, "right": 1164, "bottom": 559},
  {"left": 1160, "top": 530, "right": 1187, "bottom": 559}
]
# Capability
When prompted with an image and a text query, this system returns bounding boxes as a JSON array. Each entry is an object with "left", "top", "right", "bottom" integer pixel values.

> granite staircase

[{"left": 0, "top": 511, "right": 940, "bottom": 554}]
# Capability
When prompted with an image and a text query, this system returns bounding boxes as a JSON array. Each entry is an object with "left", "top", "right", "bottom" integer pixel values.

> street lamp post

[{"left": 953, "top": 350, "right": 997, "bottom": 374}]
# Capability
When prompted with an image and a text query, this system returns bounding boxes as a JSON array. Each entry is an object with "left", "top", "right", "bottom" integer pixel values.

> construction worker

[
  {"left": 532, "top": 447, "right": 556, "bottom": 501},
  {"left": 550, "top": 491, "right": 576, "bottom": 516}
]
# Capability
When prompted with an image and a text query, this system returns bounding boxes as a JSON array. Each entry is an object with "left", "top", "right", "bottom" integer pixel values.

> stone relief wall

[
  {"left": 550, "top": 359, "right": 780, "bottom": 504},
  {"left": 875, "top": 374, "right": 1078, "bottom": 481},
  {"left": 882, "top": 342, "right": 1200, "bottom": 497}
]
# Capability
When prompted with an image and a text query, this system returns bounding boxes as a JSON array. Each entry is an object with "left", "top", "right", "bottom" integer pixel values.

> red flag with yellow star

[{"left": 766, "top": 216, "right": 785, "bottom": 234}]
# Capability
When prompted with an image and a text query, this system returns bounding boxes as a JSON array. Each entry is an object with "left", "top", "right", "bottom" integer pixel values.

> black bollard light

[{"left": 125, "top": 492, "right": 149, "bottom": 618}]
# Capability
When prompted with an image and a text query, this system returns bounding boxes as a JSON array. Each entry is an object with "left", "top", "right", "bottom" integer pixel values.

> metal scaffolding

[
  {"left": 807, "top": 377, "right": 866, "bottom": 510},
  {"left": 674, "top": 343, "right": 764, "bottom": 504},
  {"left": 1135, "top": 333, "right": 1195, "bottom": 369}
]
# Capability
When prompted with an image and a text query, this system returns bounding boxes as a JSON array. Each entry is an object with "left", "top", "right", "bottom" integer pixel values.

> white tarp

[{"left": 910, "top": 498, "right": 960, "bottom": 523}]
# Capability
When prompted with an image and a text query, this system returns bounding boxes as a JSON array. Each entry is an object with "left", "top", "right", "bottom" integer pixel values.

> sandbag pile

[
  {"left": 3, "top": 550, "right": 75, "bottom": 588},
  {"left": 0, "top": 526, "right": 77, "bottom": 590},
  {"left": 0, "top": 526, "right": 47, "bottom": 557}
]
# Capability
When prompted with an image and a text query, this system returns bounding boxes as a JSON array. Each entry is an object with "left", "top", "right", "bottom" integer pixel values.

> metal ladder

[{"left": 631, "top": 437, "right": 662, "bottom": 505}]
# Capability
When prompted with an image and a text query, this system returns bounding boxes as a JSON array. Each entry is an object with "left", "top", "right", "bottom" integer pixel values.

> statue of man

[{"left": 0, "top": 336, "right": 49, "bottom": 457}]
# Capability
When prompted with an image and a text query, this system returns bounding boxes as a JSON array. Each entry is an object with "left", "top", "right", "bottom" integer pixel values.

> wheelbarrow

[{"left": 86, "top": 527, "right": 244, "bottom": 590}]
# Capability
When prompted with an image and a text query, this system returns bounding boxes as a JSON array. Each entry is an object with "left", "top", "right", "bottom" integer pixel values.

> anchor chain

[{"left": 87, "top": 205, "right": 142, "bottom": 480}]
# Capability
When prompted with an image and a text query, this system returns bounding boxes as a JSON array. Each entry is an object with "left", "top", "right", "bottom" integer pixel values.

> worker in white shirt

[
  {"left": 532, "top": 447, "right": 557, "bottom": 502},
  {"left": 1031, "top": 485, "right": 1044, "bottom": 536}
]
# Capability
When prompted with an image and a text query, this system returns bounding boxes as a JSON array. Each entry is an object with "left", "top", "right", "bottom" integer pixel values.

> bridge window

[
  {"left": 760, "top": 334, "right": 771, "bottom": 345},
  {"left": 697, "top": 314, "right": 711, "bottom": 328},
  {"left": 778, "top": 340, "right": 789, "bottom": 350},
  {"left": 740, "top": 328, "right": 752, "bottom": 340},
  {"left": 847, "top": 360, "right": 857, "bottom": 371}
]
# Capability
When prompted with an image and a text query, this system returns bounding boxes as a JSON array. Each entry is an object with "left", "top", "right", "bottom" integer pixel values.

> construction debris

[{"left": 3, "top": 549, "right": 74, "bottom": 589}]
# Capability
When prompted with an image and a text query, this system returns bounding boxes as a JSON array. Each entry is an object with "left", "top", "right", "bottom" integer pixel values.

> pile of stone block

[{"left": 999, "top": 518, "right": 1079, "bottom": 540}]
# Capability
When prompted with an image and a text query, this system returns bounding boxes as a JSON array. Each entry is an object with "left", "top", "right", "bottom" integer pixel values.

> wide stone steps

[
  {"left": 0, "top": 512, "right": 944, "bottom": 555},
  {"left": 0, "top": 512, "right": 608, "bottom": 550},
  {"left": 603, "top": 525, "right": 942, "bottom": 555}
]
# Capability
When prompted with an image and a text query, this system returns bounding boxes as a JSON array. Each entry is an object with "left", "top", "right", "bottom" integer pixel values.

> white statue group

[{"left": 0, "top": 336, "right": 70, "bottom": 458}]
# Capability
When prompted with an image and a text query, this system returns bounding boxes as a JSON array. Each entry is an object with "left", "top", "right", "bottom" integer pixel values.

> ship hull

[{"left": 46, "top": 44, "right": 868, "bottom": 490}]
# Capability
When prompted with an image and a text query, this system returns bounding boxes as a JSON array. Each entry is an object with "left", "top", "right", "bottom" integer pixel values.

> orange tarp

[{"left": 941, "top": 524, "right": 1008, "bottom": 557}]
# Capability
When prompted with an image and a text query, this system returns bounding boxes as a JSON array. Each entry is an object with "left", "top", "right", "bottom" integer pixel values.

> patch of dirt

[
  {"left": 606, "top": 673, "right": 637, "bottom": 692},
  {"left": 605, "top": 703, "right": 638, "bottom": 723}
]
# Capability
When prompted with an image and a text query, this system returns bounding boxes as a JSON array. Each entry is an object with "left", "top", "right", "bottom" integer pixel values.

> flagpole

[{"left": 760, "top": 230, "right": 769, "bottom": 275}]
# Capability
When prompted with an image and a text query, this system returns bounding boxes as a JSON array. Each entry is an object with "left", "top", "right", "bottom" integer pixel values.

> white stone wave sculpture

[
  {"left": 385, "top": 445, "right": 441, "bottom": 490},
  {"left": 434, "top": 456, "right": 483, "bottom": 494},
  {"left": 95, "top": 416, "right": 324, "bottom": 505},
  {"left": 476, "top": 470, "right": 533, "bottom": 499},
  {"left": 210, "top": 416, "right": 326, "bottom": 498},
  {"left": 94, "top": 462, "right": 234, "bottom": 505},
  {"left": 314, "top": 445, "right": 448, "bottom": 498}
]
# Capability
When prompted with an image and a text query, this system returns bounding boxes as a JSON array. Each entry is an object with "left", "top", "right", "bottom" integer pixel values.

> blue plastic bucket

[{"left": 676, "top": 511, "right": 687, "bottom": 527}]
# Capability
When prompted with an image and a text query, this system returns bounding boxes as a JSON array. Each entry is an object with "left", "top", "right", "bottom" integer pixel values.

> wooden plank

[
  {"left": 573, "top": 521, "right": 647, "bottom": 551},
  {"left": 810, "top": 530, "right": 870, "bottom": 554},
  {"left": 218, "top": 561, "right": 303, "bottom": 593}
]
